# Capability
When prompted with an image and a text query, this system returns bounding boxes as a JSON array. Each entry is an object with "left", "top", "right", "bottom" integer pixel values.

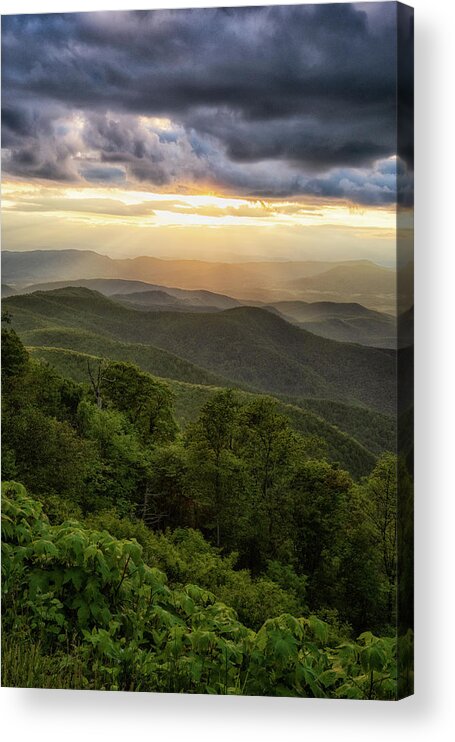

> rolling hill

[
  {"left": 20, "top": 328, "right": 231, "bottom": 388},
  {"left": 2, "top": 249, "right": 116, "bottom": 285},
  {"left": 267, "top": 301, "right": 396, "bottom": 348},
  {"left": 22, "top": 335, "right": 395, "bottom": 453},
  {"left": 111, "top": 292, "right": 222, "bottom": 314},
  {"left": 285, "top": 262, "right": 396, "bottom": 312},
  {"left": 17, "top": 277, "right": 241, "bottom": 310},
  {"left": 12, "top": 276, "right": 399, "bottom": 346},
  {"left": 1, "top": 284, "right": 17, "bottom": 298},
  {"left": 293, "top": 397, "right": 396, "bottom": 456},
  {"left": 4, "top": 287, "right": 397, "bottom": 414},
  {"left": 26, "top": 344, "right": 380, "bottom": 478}
]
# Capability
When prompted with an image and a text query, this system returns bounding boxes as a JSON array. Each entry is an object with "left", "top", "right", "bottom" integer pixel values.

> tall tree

[
  {"left": 357, "top": 453, "right": 398, "bottom": 624},
  {"left": 1, "top": 320, "right": 28, "bottom": 389},
  {"left": 237, "top": 397, "right": 302, "bottom": 566},
  {"left": 291, "top": 459, "right": 352, "bottom": 609},
  {"left": 99, "top": 361, "right": 177, "bottom": 444},
  {"left": 185, "top": 390, "right": 245, "bottom": 548}
]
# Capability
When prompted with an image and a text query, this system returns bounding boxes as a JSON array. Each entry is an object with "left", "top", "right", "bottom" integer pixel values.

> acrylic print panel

[{"left": 1, "top": 2, "right": 414, "bottom": 699}]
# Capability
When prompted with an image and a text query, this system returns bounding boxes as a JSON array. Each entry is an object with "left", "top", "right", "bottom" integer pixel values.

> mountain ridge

[
  {"left": 4, "top": 286, "right": 397, "bottom": 414},
  {"left": 10, "top": 277, "right": 241, "bottom": 310},
  {"left": 27, "top": 344, "right": 379, "bottom": 478},
  {"left": 2, "top": 249, "right": 394, "bottom": 309},
  {"left": 265, "top": 300, "right": 396, "bottom": 348}
]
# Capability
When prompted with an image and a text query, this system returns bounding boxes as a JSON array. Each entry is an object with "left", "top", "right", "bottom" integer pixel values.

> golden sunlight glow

[{"left": 2, "top": 180, "right": 396, "bottom": 233}]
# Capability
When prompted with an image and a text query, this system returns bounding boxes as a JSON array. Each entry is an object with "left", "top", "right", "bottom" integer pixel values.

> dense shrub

[{"left": 1, "top": 483, "right": 404, "bottom": 697}]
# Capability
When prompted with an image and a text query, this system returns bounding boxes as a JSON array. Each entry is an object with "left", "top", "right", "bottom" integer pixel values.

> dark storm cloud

[
  {"left": 2, "top": 105, "right": 32, "bottom": 138},
  {"left": 1, "top": 4, "right": 411, "bottom": 203}
]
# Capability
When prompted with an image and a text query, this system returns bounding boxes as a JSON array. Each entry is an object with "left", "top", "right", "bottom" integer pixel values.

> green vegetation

[
  {"left": 294, "top": 398, "right": 396, "bottom": 456},
  {"left": 2, "top": 482, "right": 411, "bottom": 697},
  {"left": 22, "top": 328, "right": 231, "bottom": 387},
  {"left": 21, "top": 334, "right": 398, "bottom": 462},
  {"left": 4, "top": 287, "right": 397, "bottom": 413},
  {"left": 4, "top": 285, "right": 398, "bottom": 476},
  {"left": 1, "top": 308, "right": 412, "bottom": 697},
  {"left": 269, "top": 300, "right": 396, "bottom": 348},
  {"left": 27, "top": 345, "right": 378, "bottom": 478}
]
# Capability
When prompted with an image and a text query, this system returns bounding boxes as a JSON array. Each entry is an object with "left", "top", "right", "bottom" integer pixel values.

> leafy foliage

[
  {"left": 29, "top": 345, "right": 381, "bottom": 478},
  {"left": 1, "top": 316, "right": 411, "bottom": 697},
  {"left": 2, "top": 483, "right": 402, "bottom": 698},
  {"left": 1, "top": 318, "right": 28, "bottom": 387}
]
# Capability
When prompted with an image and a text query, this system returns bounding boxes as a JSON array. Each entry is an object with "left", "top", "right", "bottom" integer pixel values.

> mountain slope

[
  {"left": 21, "top": 328, "right": 231, "bottom": 388},
  {"left": 27, "top": 345, "right": 377, "bottom": 478},
  {"left": 288, "top": 262, "right": 394, "bottom": 292},
  {"left": 111, "top": 294, "right": 222, "bottom": 314},
  {"left": 267, "top": 301, "right": 396, "bottom": 348},
  {"left": 21, "top": 277, "right": 241, "bottom": 309},
  {"left": 285, "top": 262, "right": 396, "bottom": 312},
  {"left": 4, "top": 287, "right": 396, "bottom": 413},
  {"left": 1, "top": 284, "right": 17, "bottom": 298},
  {"left": 269, "top": 300, "right": 390, "bottom": 322},
  {"left": 2, "top": 249, "right": 116, "bottom": 285},
  {"left": 295, "top": 398, "right": 396, "bottom": 456}
]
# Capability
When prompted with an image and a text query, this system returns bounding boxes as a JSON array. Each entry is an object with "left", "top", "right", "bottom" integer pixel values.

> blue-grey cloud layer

[{"left": 1, "top": 3, "right": 412, "bottom": 204}]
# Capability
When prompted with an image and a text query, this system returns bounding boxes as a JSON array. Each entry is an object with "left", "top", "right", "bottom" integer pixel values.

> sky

[{"left": 1, "top": 3, "right": 413, "bottom": 263}]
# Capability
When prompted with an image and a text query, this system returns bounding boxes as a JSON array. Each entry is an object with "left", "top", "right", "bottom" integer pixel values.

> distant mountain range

[
  {"left": 3, "top": 286, "right": 397, "bottom": 413},
  {"left": 285, "top": 262, "right": 399, "bottom": 312},
  {"left": 2, "top": 250, "right": 116, "bottom": 286},
  {"left": 1, "top": 283, "right": 17, "bottom": 298},
  {"left": 2, "top": 249, "right": 369, "bottom": 288},
  {"left": 287, "top": 262, "right": 394, "bottom": 293},
  {"left": 268, "top": 300, "right": 396, "bottom": 348},
  {"left": 2, "top": 249, "right": 399, "bottom": 311},
  {"left": 1, "top": 276, "right": 400, "bottom": 349},
  {"left": 10, "top": 277, "right": 241, "bottom": 311}
]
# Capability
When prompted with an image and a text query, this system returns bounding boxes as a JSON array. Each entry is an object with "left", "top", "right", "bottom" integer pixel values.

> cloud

[
  {"left": 299, "top": 157, "right": 413, "bottom": 206},
  {"left": 1, "top": 4, "right": 413, "bottom": 204},
  {"left": 4, "top": 196, "right": 154, "bottom": 216}
]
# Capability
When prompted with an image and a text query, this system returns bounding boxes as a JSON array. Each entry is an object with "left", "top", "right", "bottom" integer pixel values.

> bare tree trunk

[{"left": 87, "top": 359, "right": 104, "bottom": 409}]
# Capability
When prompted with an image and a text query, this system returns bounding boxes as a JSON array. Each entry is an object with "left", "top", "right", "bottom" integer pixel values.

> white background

[{"left": 1, "top": 0, "right": 454, "bottom": 740}]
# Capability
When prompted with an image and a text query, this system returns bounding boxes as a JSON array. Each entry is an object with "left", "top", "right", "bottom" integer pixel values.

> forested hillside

[
  {"left": 3, "top": 288, "right": 397, "bottom": 413},
  {"left": 3, "top": 284, "right": 398, "bottom": 475},
  {"left": 1, "top": 316, "right": 413, "bottom": 697},
  {"left": 27, "top": 345, "right": 378, "bottom": 479},
  {"left": 269, "top": 301, "right": 396, "bottom": 348},
  {"left": 13, "top": 277, "right": 242, "bottom": 310},
  {"left": 23, "top": 328, "right": 231, "bottom": 388},
  {"left": 4, "top": 277, "right": 398, "bottom": 347}
]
